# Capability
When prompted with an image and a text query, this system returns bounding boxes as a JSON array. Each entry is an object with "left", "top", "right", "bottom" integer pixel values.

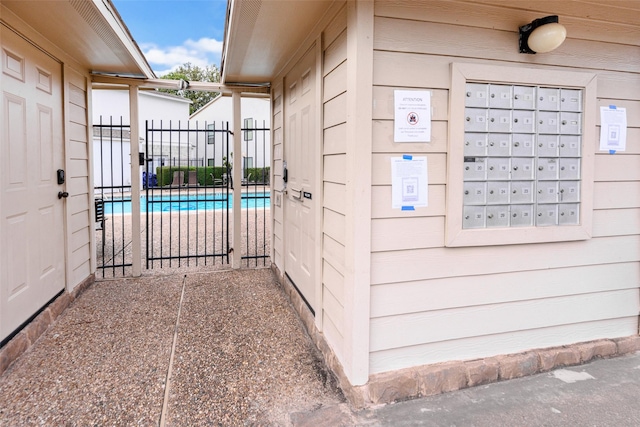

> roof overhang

[
  {"left": 1, "top": 0, "right": 155, "bottom": 79},
  {"left": 221, "top": 0, "right": 336, "bottom": 84}
]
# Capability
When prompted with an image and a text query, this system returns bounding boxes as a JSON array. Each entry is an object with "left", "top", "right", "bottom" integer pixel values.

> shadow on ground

[{"left": 0, "top": 268, "right": 350, "bottom": 426}]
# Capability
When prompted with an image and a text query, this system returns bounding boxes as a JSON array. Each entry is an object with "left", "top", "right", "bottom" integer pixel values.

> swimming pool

[{"left": 103, "top": 192, "right": 270, "bottom": 214}]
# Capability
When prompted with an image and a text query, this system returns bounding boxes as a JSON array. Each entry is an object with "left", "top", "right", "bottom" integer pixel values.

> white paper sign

[
  {"left": 599, "top": 106, "right": 627, "bottom": 152},
  {"left": 391, "top": 156, "right": 428, "bottom": 210},
  {"left": 394, "top": 90, "right": 431, "bottom": 142}
]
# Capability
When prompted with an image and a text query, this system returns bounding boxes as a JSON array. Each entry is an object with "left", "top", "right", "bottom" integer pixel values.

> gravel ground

[{"left": 0, "top": 269, "right": 349, "bottom": 426}]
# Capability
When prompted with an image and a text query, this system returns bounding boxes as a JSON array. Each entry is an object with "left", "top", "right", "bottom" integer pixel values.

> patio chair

[
  {"left": 171, "top": 171, "right": 185, "bottom": 187},
  {"left": 210, "top": 173, "right": 222, "bottom": 186},
  {"left": 188, "top": 170, "right": 198, "bottom": 186},
  {"left": 222, "top": 173, "right": 232, "bottom": 187}
]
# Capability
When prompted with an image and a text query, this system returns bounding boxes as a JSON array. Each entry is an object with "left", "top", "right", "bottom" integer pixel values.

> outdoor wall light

[{"left": 519, "top": 15, "right": 566, "bottom": 54}]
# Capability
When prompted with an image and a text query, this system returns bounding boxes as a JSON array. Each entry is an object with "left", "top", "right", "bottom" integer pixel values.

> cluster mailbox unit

[{"left": 462, "top": 83, "right": 583, "bottom": 229}]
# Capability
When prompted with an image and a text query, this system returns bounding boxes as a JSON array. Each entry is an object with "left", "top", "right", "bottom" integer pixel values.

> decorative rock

[
  {"left": 538, "top": 347, "right": 581, "bottom": 372},
  {"left": 0, "top": 332, "right": 29, "bottom": 376},
  {"left": 417, "top": 363, "right": 467, "bottom": 397},
  {"left": 367, "top": 370, "right": 418, "bottom": 404},
  {"left": 591, "top": 340, "right": 618, "bottom": 359},
  {"left": 47, "top": 292, "right": 72, "bottom": 320},
  {"left": 614, "top": 336, "right": 640, "bottom": 354},
  {"left": 498, "top": 352, "right": 539, "bottom": 380},
  {"left": 25, "top": 310, "right": 53, "bottom": 345},
  {"left": 465, "top": 358, "right": 499, "bottom": 387}
]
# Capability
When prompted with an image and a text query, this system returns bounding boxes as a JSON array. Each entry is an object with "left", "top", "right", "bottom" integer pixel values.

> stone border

[
  {"left": 271, "top": 264, "right": 640, "bottom": 409},
  {"left": 0, "top": 274, "right": 95, "bottom": 377}
]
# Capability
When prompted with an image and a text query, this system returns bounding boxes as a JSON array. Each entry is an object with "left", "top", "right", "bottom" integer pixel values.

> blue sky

[{"left": 113, "top": 0, "right": 228, "bottom": 76}]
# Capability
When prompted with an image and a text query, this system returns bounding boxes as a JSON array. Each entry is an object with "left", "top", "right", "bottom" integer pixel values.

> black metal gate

[
  {"left": 94, "top": 117, "right": 133, "bottom": 278},
  {"left": 144, "top": 120, "right": 231, "bottom": 268},
  {"left": 94, "top": 117, "right": 270, "bottom": 276}
]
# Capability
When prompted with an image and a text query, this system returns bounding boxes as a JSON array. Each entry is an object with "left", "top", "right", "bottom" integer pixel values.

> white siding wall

[
  {"left": 369, "top": 0, "right": 640, "bottom": 374},
  {"left": 65, "top": 68, "right": 93, "bottom": 288},
  {"left": 271, "top": 85, "right": 284, "bottom": 269},
  {"left": 321, "top": 6, "right": 348, "bottom": 361}
]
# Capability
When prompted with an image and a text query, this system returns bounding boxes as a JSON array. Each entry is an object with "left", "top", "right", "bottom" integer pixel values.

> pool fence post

[
  {"left": 231, "top": 91, "right": 242, "bottom": 269},
  {"left": 129, "top": 85, "right": 142, "bottom": 276}
]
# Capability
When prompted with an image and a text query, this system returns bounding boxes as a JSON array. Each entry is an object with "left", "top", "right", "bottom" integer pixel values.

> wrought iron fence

[{"left": 93, "top": 117, "right": 271, "bottom": 276}]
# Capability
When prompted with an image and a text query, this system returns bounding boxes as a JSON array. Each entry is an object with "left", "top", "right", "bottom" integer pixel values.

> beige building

[
  {"left": 221, "top": 0, "right": 640, "bottom": 404},
  {"left": 2, "top": 0, "right": 638, "bottom": 406},
  {"left": 0, "top": 1, "right": 153, "bottom": 352}
]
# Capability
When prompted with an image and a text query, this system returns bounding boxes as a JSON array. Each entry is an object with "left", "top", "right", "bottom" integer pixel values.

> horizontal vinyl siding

[
  {"left": 271, "top": 87, "right": 284, "bottom": 270},
  {"left": 321, "top": 7, "right": 348, "bottom": 359},
  {"left": 369, "top": 0, "right": 640, "bottom": 374},
  {"left": 66, "top": 76, "right": 93, "bottom": 289}
]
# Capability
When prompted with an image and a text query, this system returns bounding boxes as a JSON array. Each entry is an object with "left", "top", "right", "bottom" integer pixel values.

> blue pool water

[{"left": 103, "top": 193, "right": 270, "bottom": 214}]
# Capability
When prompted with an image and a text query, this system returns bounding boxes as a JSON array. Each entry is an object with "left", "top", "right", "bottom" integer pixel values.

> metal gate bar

[
  {"left": 145, "top": 120, "right": 231, "bottom": 268},
  {"left": 94, "top": 116, "right": 133, "bottom": 277},
  {"left": 241, "top": 120, "right": 271, "bottom": 267}
]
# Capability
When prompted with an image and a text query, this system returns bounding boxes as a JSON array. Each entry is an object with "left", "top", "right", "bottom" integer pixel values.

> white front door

[
  {"left": 283, "top": 45, "right": 317, "bottom": 312},
  {"left": 1, "top": 27, "right": 66, "bottom": 341}
]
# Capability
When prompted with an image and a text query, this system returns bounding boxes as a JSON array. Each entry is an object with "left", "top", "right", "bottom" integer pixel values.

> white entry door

[
  {"left": 284, "top": 45, "right": 317, "bottom": 312},
  {"left": 1, "top": 27, "right": 66, "bottom": 341}
]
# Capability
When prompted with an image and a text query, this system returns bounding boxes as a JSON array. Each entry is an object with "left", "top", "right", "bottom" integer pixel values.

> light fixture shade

[
  {"left": 519, "top": 15, "right": 566, "bottom": 54},
  {"left": 528, "top": 22, "right": 567, "bottom": 53}
]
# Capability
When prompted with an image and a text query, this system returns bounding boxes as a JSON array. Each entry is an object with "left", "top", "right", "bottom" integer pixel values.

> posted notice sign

[{"left": 394, "top": 90, "right": 431, "bottom": 143}]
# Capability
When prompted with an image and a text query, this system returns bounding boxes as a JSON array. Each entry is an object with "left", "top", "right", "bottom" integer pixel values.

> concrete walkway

[
  {"left": 1, "top": 268, "right": 639, "bottom": 426},
  {"left": 0, "top": 269, "right": 347, "bottom": 426},
  {"left": 357, "top": 352, "right": 640, "bottom": 426}
]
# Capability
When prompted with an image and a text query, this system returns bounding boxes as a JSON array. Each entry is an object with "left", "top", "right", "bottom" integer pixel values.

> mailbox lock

[
  {"left": 466, "top": 117, "right": 471, "bottom": 121},
  {"left": 465, "top": 215, "right": 470, "bottom": 220},
  {"left": 513, "top": 213, "right": 517, "bottom": 217},
  {"left": 538, "top": 212, "right": 543, "bottom": 216},
  {"left": 489, "top": 166, "right": 494, "bottom": 170},
  {"left": 489, "top": 141, "right": 494, "bottom": 146},
  {"left": 466, "top": 92, "right": 471, "bottom": 97},
  {"left": 513, "top": 166, "right": 518, "bottom": 171},
  {"left": 465, "top": 190, "right": 469, "bottom": 195},
  {"left": 487, "top": 214, "right": 494, "bottom": 219},
  {"left": 465, "top": 166, "right": 470, "bottom": 170},
  {"left": 489, "top": 190, "right": 494, "bottom": 194},
  {"left": 491, "top": 93, "right": 495, "bottom": 98},
  {"left": 514, "top": 94, "right": 520, "bottom": 100},
  {"left": 539, "top": 166, "right": 544, "bottom": 170},
  {"left": 562, "top": 120, "right": 567, "bottom": 125},
  {"left": 513, "top": 189, "right": 517, "bottom": 194},
  {"left": 465, "top": 141, "right": 470, "bottom": 145},
  {"left": 513, "top": 118, "right": 519, "bottom": 123},
  {"left": 514, "top": 141, "right": 520, "bottom": 147}
]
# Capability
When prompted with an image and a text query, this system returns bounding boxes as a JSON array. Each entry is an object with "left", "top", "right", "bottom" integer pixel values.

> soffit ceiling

[
  {"left": 2, "top": 0, "right": 154, "bottom": 78},
  {"left": 222, "top": 0, "right": 335, "bottom": 84}
]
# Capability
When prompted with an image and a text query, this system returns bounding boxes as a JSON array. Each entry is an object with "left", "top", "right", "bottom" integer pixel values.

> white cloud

[
  {"left": 140, "top": 37, "right": 223, "bottom": 75},
  {"left": 185, "top": 37, "right": 223, "bottom": 54}
]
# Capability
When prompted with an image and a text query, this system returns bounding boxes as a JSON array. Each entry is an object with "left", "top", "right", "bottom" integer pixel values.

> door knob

[{"left": 58, "top": 191, "right": 69, "bottom": 199}]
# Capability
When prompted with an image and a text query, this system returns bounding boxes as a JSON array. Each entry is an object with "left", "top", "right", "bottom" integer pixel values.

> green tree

[{"left": 158, "top": 63, "right": 220, "bottom": 115}]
